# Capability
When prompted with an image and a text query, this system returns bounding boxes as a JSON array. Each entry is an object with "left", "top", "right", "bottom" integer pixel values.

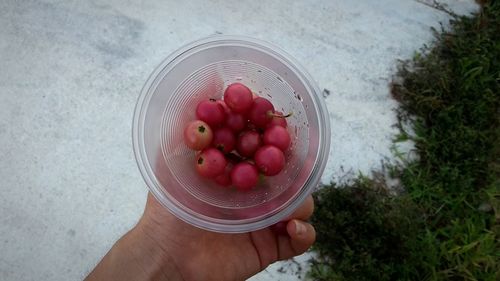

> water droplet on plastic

[{"left": 297, "top": 94, "right": 303, "bottom": 101}]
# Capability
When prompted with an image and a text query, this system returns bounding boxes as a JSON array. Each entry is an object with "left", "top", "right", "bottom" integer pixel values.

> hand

[{"left": 86, "top": 193, "right": 316, "bottom": 281}]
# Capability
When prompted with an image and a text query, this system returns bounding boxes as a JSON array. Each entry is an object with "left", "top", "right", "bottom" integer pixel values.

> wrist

[
  {"left": 121, "top": 225, "right": 185, "bottom": 281},
  {"left": 85, "top": 225, "right": 184, "bottom": 281}
]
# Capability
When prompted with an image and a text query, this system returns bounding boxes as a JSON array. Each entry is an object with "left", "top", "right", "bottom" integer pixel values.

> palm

[{"left": 142, "top": 193, "right": 315, "bottom": 281}]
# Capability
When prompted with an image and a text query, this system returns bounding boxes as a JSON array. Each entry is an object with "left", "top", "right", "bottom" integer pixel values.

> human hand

[{"left": 86, "top": 192, "right": 315, "bottom": 281}]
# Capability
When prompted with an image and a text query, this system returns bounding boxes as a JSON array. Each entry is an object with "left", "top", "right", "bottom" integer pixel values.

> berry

[
  {"left": 230, "top": 162, "right": 259, "bottom": 191},
  {"left": 216, "top": 100, "right": 230, "bottom": 113},
  {"left": 224, "top": 83, "right": 253, "bottom": 113},
  {"left": 248, "top": 97, "right": 275, "bottom": 128},
  {"left": 236, "top": 130, "right": 261, "bottom": 157},
  {"left": 263, "top": 125, "right": 291, "bottom": 151},
  {"left": 183, "top": 120, "right": 213, "bottom": 150},
  {"left": 196, "top": 100, "right": 226, "bottom": 127},
  {"left": 212, "top": 127, "right": 236, "bottom": 153},
  {"left": 214, "top": 163, "right": 233, "bottom": 187},
  {"left": 254, "top": 145, "right": 285, "bottom": 176},
  {"left": 196, "top": 148, "right": 227, "bottom": 178},
  {"left": 225, "top": 111, "right": 246, "bottom": 133}
]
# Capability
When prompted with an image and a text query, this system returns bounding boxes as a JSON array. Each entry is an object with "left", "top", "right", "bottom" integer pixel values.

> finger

[
  {"left": 286, "top": 195, "right": 314, "bottom": 221},
  {"left": 249, "top": 228, "right": 279, "bottom": 269},
  {"left": 271, "top": 195, "right": 314, "bottom": 236},
  {"left": 276, "top": 219, "right": 316, "bottom": 260}
]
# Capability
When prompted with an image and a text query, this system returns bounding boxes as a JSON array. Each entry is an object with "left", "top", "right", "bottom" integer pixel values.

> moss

[{"left": 309, "top": 1, "right": 500, "bottom": 280}]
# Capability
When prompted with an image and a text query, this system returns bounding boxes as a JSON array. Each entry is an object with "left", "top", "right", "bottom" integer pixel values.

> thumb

[
  {"left": 287, "top": 220, "right": 316, "bottom": 253},
  {"left": 276, "top": 219, "right": 316, "bottom": 260}
]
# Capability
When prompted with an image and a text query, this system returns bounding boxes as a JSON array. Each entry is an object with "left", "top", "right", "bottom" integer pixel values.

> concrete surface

[{"left": 0, "top": 0, "right": 477, "bottom": 280}]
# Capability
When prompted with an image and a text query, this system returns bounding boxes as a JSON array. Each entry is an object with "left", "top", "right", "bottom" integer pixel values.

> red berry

[
  {"left": 224, "top": 83, "right": 253, "bottom": 113},
  {"left": 263, "top": 125, "right": 291, "bottom": 151},
  {"left": 248, "top": 97, "right": 275, "bottom": 128},
  {"left": 183, "top": 120, "right": 213, "bottom": 150},
  {"left": 254, "top": 145, "right": 285, "bottom": 176},
  {"left": 267, "top": 111, "right": 287, "bottom": 128},
  {"left": 216, "top": 100, "right": 230, "bottom": 113},
  {"left": 225, "top": 111, "right": 246, "bottom": 133},
  {"left": 214, "top": 163, "right": 233, "bottom": 187},
  {"left": 230, "top": 162, "right": 259, "bottom": 191},
  {"left": 196, "top": 148, "right": 227, "bottom": 178},
  {"left": 212, "top": 127, "right": 236, "bottom": 153},
  {"left": 196, "top": 100, "right": 226, "bottom": 127},
  {"left": 236, "top": 130, "right": 261, "bottom": 157}
]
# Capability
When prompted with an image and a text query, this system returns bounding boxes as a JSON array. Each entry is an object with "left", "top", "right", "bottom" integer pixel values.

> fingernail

[{"left": 294, "top": 220, "right": 306, "bottom": 236}]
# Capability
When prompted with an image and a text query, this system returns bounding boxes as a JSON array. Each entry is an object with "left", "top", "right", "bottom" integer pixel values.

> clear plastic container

[{"left": 132, "top": 35, "right": 330, "bottom": 233}]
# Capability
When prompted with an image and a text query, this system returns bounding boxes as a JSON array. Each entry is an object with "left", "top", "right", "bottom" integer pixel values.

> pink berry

[
  {"left": 214, "top": 163, "right": 233, "bottom": 187},
  {"left": 216, "top": 100, "right": 230, "bottom": 113},
  {"left": 212, "top": 127, "right": 236, "bottom": 153},
  {"left": 236, "top": 130, "right": 262, "bottom": 157},
  {"left": 196, "top": 100, "right": 226, "bottom": 127},
  {"left": 196, "top": 148, "right": 227, "bottom": 178},
  {"left": 263, "top": 125, "right": 291, "bottom": 151},
  {"left": 183, "top": 120, "right": 213, "bottom": 150},
  {"left": 267, "top": 111, "right": 288, "bottom": 128},
  {"left": 230, "top": 162, "right": 259, "bottom": 191},
  {"left": 254, "top": 145, "right": 285, "bottom": 176},
  {"left": 224, "top": 83, "right": 253, "bottom": 113},
  {"left": 248, "top": 97, "right": 275, "bottom": 128},
  {"left": 225, "top": 111, "right": 246, "bottom": 133}
]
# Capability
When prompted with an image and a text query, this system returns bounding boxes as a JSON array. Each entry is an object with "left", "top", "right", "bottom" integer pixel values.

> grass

[{"left": 309, "top": 1, "right": 500, "bottom": 280}]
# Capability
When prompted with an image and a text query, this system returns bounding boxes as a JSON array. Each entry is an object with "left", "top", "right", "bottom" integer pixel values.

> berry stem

[
  {"left": 277, "top": 112, "right": 293, "bottom": 118},
  {"left": 267, "top": 111, "right": 293, "bottom": 118},
  {"left": 226, "top": 152, "right": 244, "bottom": 162}
]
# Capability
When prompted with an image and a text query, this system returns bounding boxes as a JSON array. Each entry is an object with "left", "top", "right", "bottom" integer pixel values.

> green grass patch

[{"left": 309, "top": 1, "right": 500, "bottom": 280}]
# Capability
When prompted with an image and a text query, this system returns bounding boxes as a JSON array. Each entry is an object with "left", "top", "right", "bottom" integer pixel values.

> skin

[{"left": 85, "top": 193, "right": 316, "bottom": 281}]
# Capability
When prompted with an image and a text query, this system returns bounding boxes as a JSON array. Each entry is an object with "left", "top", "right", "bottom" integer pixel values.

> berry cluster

[{"left": 183, "top": 83, "right": 291, "bottom": 191}]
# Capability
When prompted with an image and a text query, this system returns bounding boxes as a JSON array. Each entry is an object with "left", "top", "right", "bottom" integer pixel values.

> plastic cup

[{"left": 132, "top": 35, "right": 330, "bottom": 233}]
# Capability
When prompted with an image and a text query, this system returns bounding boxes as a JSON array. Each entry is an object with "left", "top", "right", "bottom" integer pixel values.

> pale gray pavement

[{"left": 0, "top": 1, "right": 477, "bottom": 280}]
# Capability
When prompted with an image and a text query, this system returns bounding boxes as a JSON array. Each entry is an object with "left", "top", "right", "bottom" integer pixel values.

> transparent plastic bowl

[{"left": 133, "top": 35, "right": 330, "bottom": 233}]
